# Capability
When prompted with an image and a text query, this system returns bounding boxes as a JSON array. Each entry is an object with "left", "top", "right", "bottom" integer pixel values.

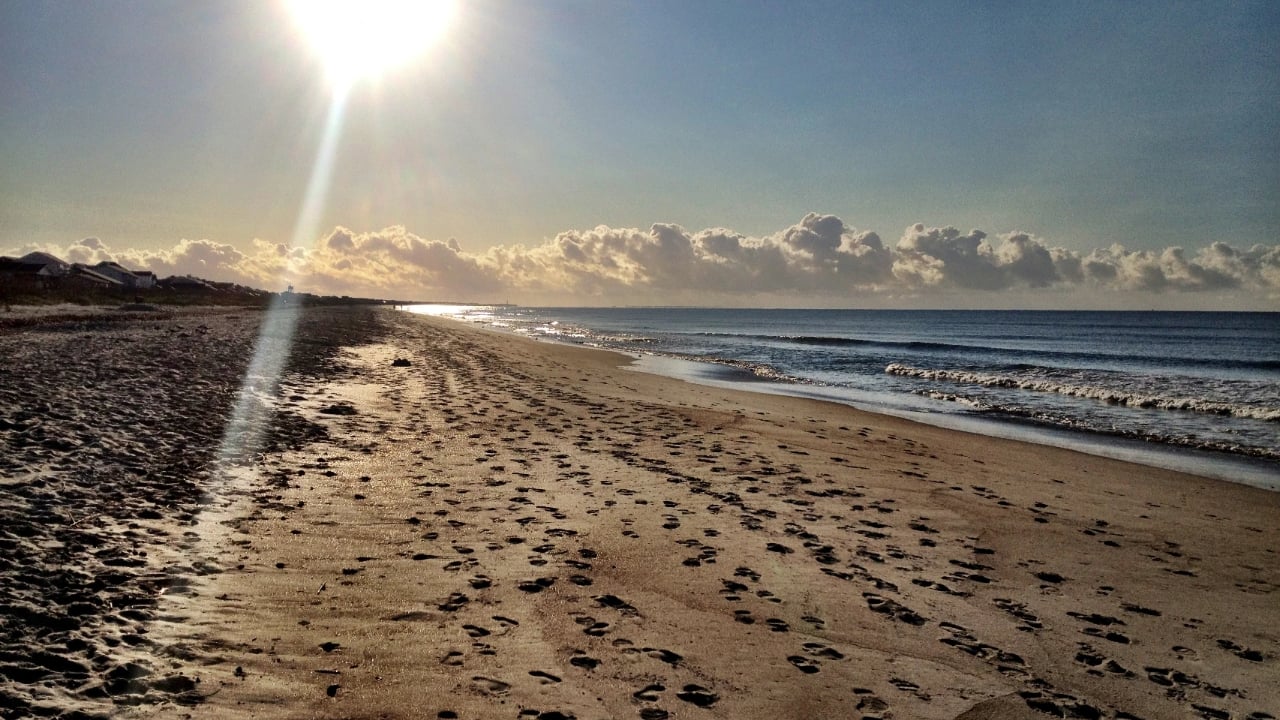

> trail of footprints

[{"left": 276, "top": 318, "right": 1275, "bottom": 720}]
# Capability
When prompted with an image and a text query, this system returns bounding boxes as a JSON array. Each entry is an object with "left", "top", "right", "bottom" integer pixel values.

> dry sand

[{"left": 2, "top": 307, "right": 1277, "bottom": 720}]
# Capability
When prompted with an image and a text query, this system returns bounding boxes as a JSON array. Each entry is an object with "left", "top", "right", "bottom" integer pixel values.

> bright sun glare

[{"left": 287, "top": 0, "right": 456, "bottom": 88}]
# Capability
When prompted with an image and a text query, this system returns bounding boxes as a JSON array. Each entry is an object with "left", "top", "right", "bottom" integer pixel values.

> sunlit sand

[{"left": 121, "top": 308, "right": 1279, "bottom": 720}]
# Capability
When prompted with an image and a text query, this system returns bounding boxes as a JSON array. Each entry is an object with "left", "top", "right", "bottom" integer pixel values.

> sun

[{"left": 287, "top": 0, "right": 456, "bottom": 89}]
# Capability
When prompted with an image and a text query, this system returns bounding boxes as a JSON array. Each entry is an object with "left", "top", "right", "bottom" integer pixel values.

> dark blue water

[{"left": 410, "top": 306, "right": 1280, "bottom": 489}]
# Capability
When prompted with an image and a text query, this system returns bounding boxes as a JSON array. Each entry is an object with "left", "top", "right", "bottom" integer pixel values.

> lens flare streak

[{"left": 214, "top": 87, "right": 350, "bottom": 469}]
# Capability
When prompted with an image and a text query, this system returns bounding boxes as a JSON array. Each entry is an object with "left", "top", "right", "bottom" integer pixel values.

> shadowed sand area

[{"left": 3, "top": 307, "right": 1277, "bottom": 720}]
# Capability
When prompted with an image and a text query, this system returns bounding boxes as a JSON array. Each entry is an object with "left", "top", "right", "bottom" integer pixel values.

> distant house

[
  {"left": 17, "top": 251, "right": 71, "bottom": 276},
  {"left": 68, "top": 263, "right": 125, "bottom": 288},
  {"left": 1, "top": 257, "right": 47, "bottom": 289},
  {"left": 1, "top": 253, "right": 69, "bottom": 289},
  {"left": 159, "top": 275, "right": 214, "bottom": 291},
  {"left": 92, "top": 261, "right": 155, "bottom": 289},
  {"left": 131, "top": 270, "right": 157, "bottom": 289}
]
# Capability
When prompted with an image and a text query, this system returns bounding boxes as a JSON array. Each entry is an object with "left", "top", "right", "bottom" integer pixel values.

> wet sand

[{"left": 3, "top": 307, "right": 1277, "bottom": 719}]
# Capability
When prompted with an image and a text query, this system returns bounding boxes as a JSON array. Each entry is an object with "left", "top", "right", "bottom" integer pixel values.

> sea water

[{"left": 409, "top": 306, "right": 1279, "bottom": 490}]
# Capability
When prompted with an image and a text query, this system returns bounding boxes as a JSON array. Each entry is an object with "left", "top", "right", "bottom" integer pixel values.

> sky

[{"left": 2, "top": 0, "right": 1278, "bottom": 308}]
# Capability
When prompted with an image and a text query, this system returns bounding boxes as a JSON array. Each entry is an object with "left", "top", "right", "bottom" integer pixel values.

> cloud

[
  {"left": 1077, "top": 243, "right": 1274, "bottom": 292},
  {"left": 309, "top": 226, "right": 501, "bottom": 297},
  {"left": 891, "top": 225, "right": 1072, "bottom": 290},
  {"left": 6, "top": 214, "right": 1278, "bottom": 307}
]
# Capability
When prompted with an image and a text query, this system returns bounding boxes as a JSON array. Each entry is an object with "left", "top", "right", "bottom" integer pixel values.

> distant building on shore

[
  {"left": 158, "top": 275, "right": 214, "bottom": 291},
  {"left": 2, "top": 250, "right": 269, "bottom": 304},
  {"left": 0, "top": 251, "right": 157, "bottom": 292},
  {"left": 66, "top": 264, "right": 123, "bottom": 288},
  {"left": 0, "top": 252, "right": 72, "bottom": 289},
  {"left": 91, "top": 261, "right": 156, "bottom": 289}
]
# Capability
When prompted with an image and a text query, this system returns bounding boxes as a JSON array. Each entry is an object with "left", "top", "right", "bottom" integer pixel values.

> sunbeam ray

[{"left": 214, "top": 86, "right": 351, "bottom": 469}]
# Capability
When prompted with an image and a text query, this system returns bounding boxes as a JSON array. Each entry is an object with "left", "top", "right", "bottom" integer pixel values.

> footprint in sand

[
  {"left": 471, "top": 676, "right": 511, "bottom": 695},
  {"left": 863, "top": 592, "right": 927, "bottom": 625},
  {"left": 633, "top": 683, "right": 665, "bottom": 701},
  {"left": 581, "top": 620, "right": 611, "bottom": 636},
  {"left": 788, "top": 655, "right": 821, "bottom": 673},
  {"left": 676, "top": 684, "right": 719, "bottom": 707},
  {"left": 854, "top": 690, "right": 890, "bottom": 718},
  {"left": 1073, "top": 645, "right": 1135, "bottom": 677},
  {"left": 766, "top": 618, "right": 790, "bottom": 632},
  {"left": 438, "top": 593, "right": 470, "bottom": 611},
  {"left": 622, "top": 647, "right": 676, "bottom": 666},
  {"left": 1216, "top": 638, "right": 1265, "bottom": 662},
  {"left": 720, "top": 579, "right": 749, "bottom": 600},
  {"left": 803, "top": 642, "right": 844, "bottom": 659},
  {"left": 517, "top": 577, "right": 557, "bottom": 593},
  {"left": 529, "top": 670, "right": 562, "bottom": 684},
  {"left": 595, "top": 594, "right": 638, "bottom": 615}
]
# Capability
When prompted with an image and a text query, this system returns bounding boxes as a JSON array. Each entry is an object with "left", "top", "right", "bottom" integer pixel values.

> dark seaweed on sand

[{"left": 0, "top": 307, "right": 389, "bottom": 719}]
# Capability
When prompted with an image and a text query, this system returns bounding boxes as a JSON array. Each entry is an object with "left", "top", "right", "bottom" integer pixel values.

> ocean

[{"left": 407, "top": 306, "right": 1280, "bottom": 490}]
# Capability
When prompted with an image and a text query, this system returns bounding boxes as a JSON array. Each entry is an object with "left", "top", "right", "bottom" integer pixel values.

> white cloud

[
  {"left": 6, "top": 215, "right": 1278, "bottom": 307},
  {"left": 1077, "top": 243, "right": 1268, "bottom": 292}
]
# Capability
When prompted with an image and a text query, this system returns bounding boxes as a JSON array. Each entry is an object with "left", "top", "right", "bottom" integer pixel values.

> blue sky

[{"left": 2, "top": 1, "right": 1277, "bottom": 306}]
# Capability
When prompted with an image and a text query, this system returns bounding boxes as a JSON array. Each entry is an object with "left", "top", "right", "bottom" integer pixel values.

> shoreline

[
  {"left": 625, "top": 353, "right": 1280, "bottom": 491},
  {"left": 178, "top": 309, "right": 1277, "bottom": 719},
  {"left": 421, "top": 307, "right": 1279, "bottom": 491},
  {"left": 3, "top": 306, "right": 1276, "bottom": 719}
]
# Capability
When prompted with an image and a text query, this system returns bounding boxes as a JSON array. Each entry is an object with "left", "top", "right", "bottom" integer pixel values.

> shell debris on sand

[{"left": 0, "top": 305, "right": 389, "bottom": 719}]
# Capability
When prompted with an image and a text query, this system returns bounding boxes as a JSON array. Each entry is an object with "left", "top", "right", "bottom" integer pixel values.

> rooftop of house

[
  {"left": 18, "top": 251, "right": 70, "bottom": 268},
  {"left": 70, "top": 264, "right": 124, "bottom": 285},
  {"left": 1, "top": 257, "right": 60, "bottom": 274}
]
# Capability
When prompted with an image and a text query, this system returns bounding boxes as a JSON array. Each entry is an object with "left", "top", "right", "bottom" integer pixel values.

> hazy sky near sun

[{"left": 2, "top": 1, "right": 1278, "bottom": 307}]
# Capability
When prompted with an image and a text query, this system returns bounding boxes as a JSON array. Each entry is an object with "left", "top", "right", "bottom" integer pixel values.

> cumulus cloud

[
  {"left": 1077, "top": 243, "right": 1280, "bottom": 292},
  {"left": 6, "top": 214, "right": 1278, "bottom": 306},
  {"left": 890, "top": 225, "right": 1072, "bottom": 290},
  {"left": 308, "top": 226, "right": 501, "bottom": 297}
]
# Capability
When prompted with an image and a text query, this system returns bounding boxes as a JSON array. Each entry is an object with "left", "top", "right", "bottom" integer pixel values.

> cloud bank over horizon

[{"left": 8, "top": 213, "right": 1279, "bottom": 309}]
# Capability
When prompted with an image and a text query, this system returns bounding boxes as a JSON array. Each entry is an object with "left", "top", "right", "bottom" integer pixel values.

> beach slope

[
  {"left": 171, "top": 310, "right": 1278, "bottom": 720},
  {"left": 5, "top": 307, "right": 1274, "bottom": 719}
]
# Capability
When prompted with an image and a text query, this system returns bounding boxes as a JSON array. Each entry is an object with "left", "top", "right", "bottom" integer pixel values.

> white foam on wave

[
  {"left": 919, "top": 389, "right": 992, "bottom": 410},
  {"left": 887, "top": 364, "right": 1280, "bottom": 422},
  {"left": 913, "top": 389, "right": 1280, "bottom": 460}
]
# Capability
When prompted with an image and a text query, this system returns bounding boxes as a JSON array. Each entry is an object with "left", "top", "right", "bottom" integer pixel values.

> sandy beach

[
  {"left": 2, "top": 307, "right": 1277, "bottom": 720},
  {"left": 0, "top": 305, "right": 382, "bottom": 719}
]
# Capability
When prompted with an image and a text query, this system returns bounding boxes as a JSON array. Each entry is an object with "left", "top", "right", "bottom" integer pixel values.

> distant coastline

[{"left": 409, "top": 304, "right": 1280, "bottom": 490}]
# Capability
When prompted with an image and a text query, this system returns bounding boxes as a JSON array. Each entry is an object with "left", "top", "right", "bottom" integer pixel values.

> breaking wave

[
  {"left": 888, "top": 364, "right": 1280, "bottom": 422},
  {"left": 692, "top": 332, "right": 1280, "bottom": 372},
  {"left": 915, "top": 390, "right": 1280, "bottom": 460}
]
